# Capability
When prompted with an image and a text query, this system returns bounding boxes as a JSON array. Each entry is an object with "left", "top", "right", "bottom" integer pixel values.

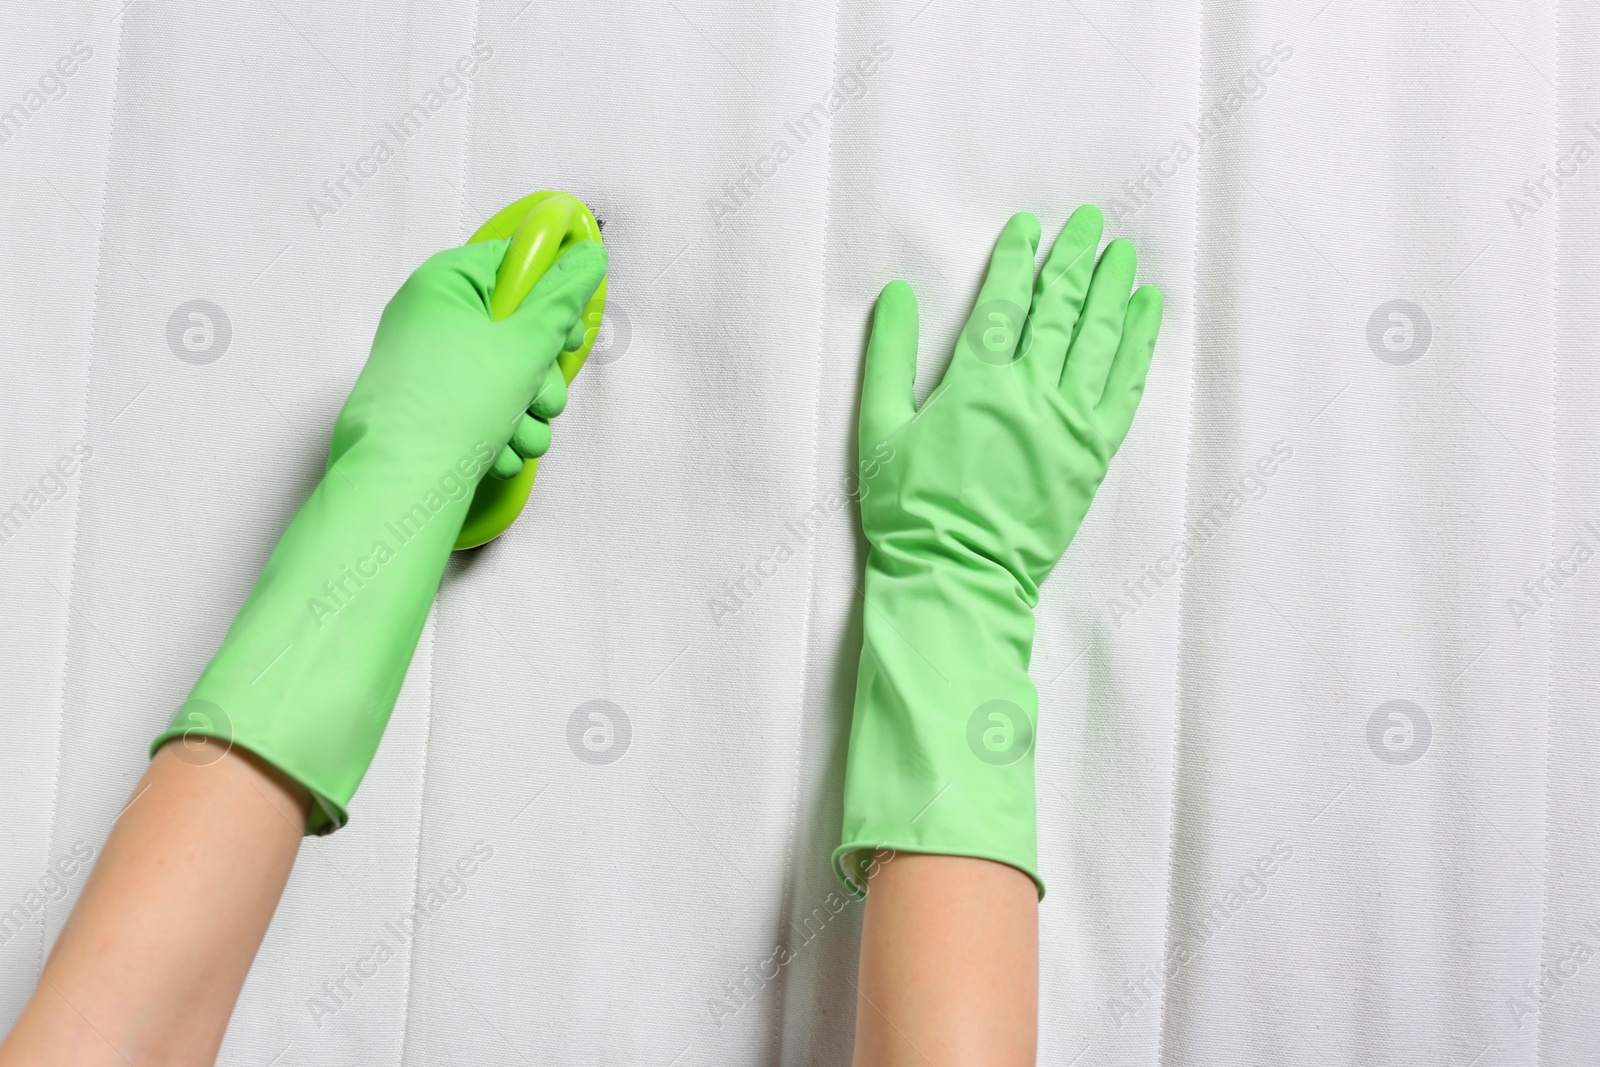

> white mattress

[{"left": 1, "top": 1, "right": 1594, "bottom": 1063}]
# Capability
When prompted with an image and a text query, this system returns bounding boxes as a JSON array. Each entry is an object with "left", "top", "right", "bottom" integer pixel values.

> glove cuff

[
  {"left": 150, "top": 436, "right": 481, "bottom": 833},
  {"left": 834, "top": 551, "right": 1045, "bottom": 898}
]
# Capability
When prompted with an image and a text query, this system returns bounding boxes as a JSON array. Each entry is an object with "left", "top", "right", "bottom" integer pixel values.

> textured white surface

[{"left": 0, "top": 1, "right": 1592, "bottom": 1064}]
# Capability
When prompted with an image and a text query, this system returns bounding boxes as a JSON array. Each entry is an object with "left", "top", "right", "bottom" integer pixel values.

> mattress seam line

[
  {"left": 1535, "top": 1, "right": 1560, "bottom": 1061},
  {"left": 768, "top": 1, "right": 849, "bottom": 1060},
  {"left": 392, "top": 4, "right": 483, "bottom": 1059},
  {"left": 37, "top": 0, "right": 133, "bottom": 982},
  {"left": 1153, "top": 0, "right": 1208, "bottom": 1062}
]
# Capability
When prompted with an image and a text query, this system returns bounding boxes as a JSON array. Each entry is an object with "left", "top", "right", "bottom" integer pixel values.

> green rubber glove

[
  {"left": 152, "top": 237, "right": 607, "bottom": 832},
  {"left": 490, "top": 318, "right": 582, "bottom": 480},
  {"left": 833, "top": 207, "right": 1162, "bottom": 897}
]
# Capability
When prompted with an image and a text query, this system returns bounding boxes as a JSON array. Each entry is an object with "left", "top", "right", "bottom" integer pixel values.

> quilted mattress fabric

[{"left": 0, "top": 0, "right": 1595, "bottom": 1064}]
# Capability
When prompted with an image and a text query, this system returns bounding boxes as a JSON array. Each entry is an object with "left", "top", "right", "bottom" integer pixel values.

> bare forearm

[
  {"left": 852, "top": 852, "right": 1038, "bottom": 1067},
  {"left": 0, "top": 739, "right": 308, "bottom": 1067}
]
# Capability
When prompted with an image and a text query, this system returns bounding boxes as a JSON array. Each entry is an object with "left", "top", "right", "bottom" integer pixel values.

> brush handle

[{"left": 454, "top": 191, "right": 607, "bottom": 551}]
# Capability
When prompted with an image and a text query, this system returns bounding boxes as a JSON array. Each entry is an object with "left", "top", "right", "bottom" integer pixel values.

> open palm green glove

[
  {"left": 152, "top": 237, "right": 607, "bottom": 832},
  {"left": 834, "top": 207, "right": 1161, "bottom": 897}
]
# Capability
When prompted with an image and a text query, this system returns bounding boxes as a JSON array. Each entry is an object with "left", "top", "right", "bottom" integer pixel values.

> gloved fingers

[
  {"left": 489, "top": 443, "right": 524, "bottom": 480},
  {"left": 563, "top": 317, "right": 586, "bottom": 353},
  {"left": 1021, "top": 205, "right": 1103, "bottom": 387},
  {"left": 1059, "top": 238, "right": 1136, "bottom": 413},
  {"left": 510, "top": 412, "right": 553, "bottom": 459},
  {"left": 391, "top": 239, "right": 512, "bottom": 319},
  {"left": 1095, "top": 285, "right": 1163, "bottom": 452},
  {"left": 504, "top": 239, "right": 607, "bottom": 361},
  {"left": 530, "top": 361, "right": 568, "bottom": 419},
  {"left": 859, "top": 280, "right": 920, "bottom": 451},
  {"left": 422, "top": 237, "right": 512, "bottom": 285},
  {"left": 954, "top": 212, "right": 1041, "bottom": 373}
]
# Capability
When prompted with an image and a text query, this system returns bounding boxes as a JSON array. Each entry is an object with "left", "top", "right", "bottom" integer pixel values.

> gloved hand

[
  {"left": 487, "top": 284, "right": 589, "bottom": 479},
  {"left": 492, "top": 336, "right": 575, "bottom": 478},
  {"left": 152, "top": 237, "right": 607, "bottom": 832},
  {"left": 834, "top": 207, "right": 1161, "bottom": 897}
]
